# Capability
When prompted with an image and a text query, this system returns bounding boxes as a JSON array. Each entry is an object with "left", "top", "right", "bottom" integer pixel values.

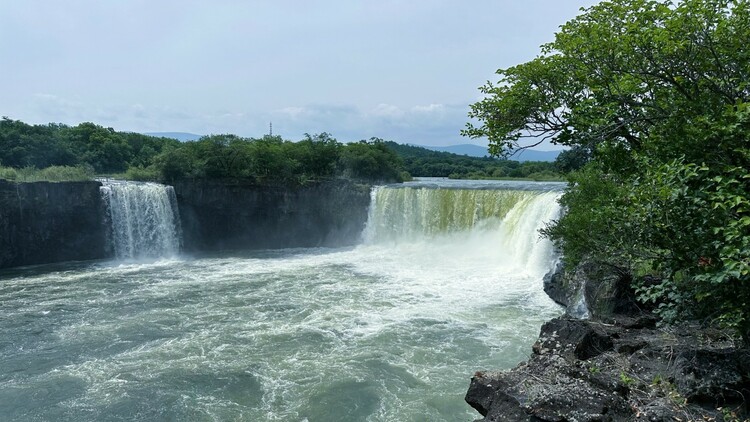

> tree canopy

[
  {"left": 0, "top": 118, "right": 407, "bottom": 185},
  {"left": 466, "top": 0, "right": 750, "bottom": 338},
  {"left": 384, "top": 141, "right": 561, "bottom": 180}
]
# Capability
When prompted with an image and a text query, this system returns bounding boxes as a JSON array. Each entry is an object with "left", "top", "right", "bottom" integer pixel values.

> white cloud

[
  {"left": 372, "top": 103, "right": 404, "bottom": 118},
  {"left": 277, "top": 107, "right": 307, "bottom": 118},
  {"left": 411, "top": 103, "right": 445, "bottom": 114}
]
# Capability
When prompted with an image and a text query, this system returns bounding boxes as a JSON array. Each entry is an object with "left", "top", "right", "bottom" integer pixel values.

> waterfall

[
  {"left": 363, "top": 183, "right": 562, "bottom": 277},
  {"left": 99, "top": 180, "right": 181, "bottom": 259}
]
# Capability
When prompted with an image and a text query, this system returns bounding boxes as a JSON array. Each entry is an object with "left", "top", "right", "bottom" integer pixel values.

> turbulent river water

[{"left": 0, "top": 179, "right": 564, "bottom": 421}]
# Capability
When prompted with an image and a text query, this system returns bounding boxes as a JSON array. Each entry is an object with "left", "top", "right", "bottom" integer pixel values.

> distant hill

[
  {"left": 384, "top": 141, "right": 560, "bottom": 179},
  {"left": 414, "top": 143, "right": 561, "bottom": 162},
  {"left": 415, "top": 143, "right": 490, "bottom": 157},
  {"left": 144, "top": 132, "right": 203, "bottom": 142},
  {"left": 505, "top": 149, "right": 561, "bottom": 162}
]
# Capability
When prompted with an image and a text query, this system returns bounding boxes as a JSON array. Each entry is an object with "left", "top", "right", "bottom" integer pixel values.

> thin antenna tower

[{"left": 269, "top": 122, "right": 273, "bottom": 136}]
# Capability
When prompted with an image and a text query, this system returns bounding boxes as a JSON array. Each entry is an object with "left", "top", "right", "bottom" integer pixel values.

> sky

[{"left": 1, "top": 1, "right": 597, "bottom": 149}]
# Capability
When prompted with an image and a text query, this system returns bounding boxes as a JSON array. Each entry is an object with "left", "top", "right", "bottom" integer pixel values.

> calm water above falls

[{"left": 0, "top": 179, "right": 564, "bottom": 421}]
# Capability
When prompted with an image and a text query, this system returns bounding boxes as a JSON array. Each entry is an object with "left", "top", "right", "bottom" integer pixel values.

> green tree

[
  {"left": 339, "top": 138, "right": 405, "bottom": 182},
  {"left": 554, "top": 146, "right": 591, "bottom": 173},
  {"left": 467, "top": 0, "right": 750, "bottom": 338},
  {"left": 296, "top": 133, "right": 341, "bottom": 179},
  {"left": 62, "top": 123, "right": 133, "bottom": 173},
  {"left": 0, "top": 118, "right": 76, "bottom": 168}
]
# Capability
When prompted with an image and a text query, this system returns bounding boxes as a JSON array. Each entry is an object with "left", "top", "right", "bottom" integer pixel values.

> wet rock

[
  {"left": 671, "top": 346, "right": 750, "bottom": 404},
  {"left": 533, "top": 317, "right": 613, "bottom": 360},
  {"left": 173, "top": 179, "right": 371, "bottom": 251},
  {"left": 466, "top": 316, "right": 750, "bottom": 421},
  {"left": 0, "top": 180, "right": 110, "bottom": 268},
  {"left": 466, "top": 374, "right": 527, "bottom": 420},
  {"left": 544, "top": 260, "right": 640, "bottom": 320}
]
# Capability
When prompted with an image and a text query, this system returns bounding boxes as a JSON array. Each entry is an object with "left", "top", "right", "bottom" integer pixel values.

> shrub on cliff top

[{"left": 0, "top": 164, "right": 94, "bottom": 182}]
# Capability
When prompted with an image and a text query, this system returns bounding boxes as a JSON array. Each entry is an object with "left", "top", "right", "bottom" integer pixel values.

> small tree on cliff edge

[{"left": 465, "top": 0, "right": 750, "bottom": 339}]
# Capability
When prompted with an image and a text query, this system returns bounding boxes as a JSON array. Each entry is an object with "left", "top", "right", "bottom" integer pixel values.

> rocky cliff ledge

[
  {"left": 466, "top": 265, "right": 750, "bottom": 421},
  {"left": 0, "top": 180, "right": 110, "bottom": 269},
  {"left": 0, "top": 179, "right": 373, "bottom": 270},
  {"left": 173, "top": 179, "right": 372, "bottom": 252}
]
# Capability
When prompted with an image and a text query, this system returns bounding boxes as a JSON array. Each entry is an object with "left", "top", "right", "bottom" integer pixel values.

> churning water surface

[{"left": 0, "top": 179, "right": 564, "bottom": 421}]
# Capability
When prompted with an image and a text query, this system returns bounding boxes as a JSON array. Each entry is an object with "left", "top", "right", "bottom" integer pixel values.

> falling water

[
  {"left": 99, "top": 180, "right": 181, "bottom": 259},
  {"left": 363, "top": 180, "right": 562, "bottom": 278},
  {"left": 1, "top": 179, "right": 565, "bottom": 421}
]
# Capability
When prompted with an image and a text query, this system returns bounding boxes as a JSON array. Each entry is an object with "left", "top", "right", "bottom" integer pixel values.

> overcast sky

[{"left": 1, "top": 1, "right": 597, "bottom": 148}]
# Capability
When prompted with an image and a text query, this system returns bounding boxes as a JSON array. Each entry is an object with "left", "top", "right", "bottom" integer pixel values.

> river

[{"left": 0, "top": 179, "right": 564, "bottom": 421}]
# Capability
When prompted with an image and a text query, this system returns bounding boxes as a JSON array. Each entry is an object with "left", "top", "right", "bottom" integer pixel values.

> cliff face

[
  {"left": 0, "top": 180, "right": 110, "bottom": 269},
  {"left": 0, "top": 179, "right": 373, "bottom": 270},
  {"left": 172, "top": 180, "right": 372, "bottom": 252}
]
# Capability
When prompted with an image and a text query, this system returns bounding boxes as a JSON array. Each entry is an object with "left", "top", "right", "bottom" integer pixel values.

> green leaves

[
  {"left": 482, "top": 0, "right": 750, "bottom": 338},
  {"left": 466, "top": 0, "right": 749, "bottom": 156}
]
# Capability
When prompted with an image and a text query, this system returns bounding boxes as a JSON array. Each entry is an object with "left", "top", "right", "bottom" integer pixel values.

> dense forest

[
  {"left": 0, "top": 118, "right": 406, "bottom": 185},
  {"left": 384, "top": 141, "right": 561, "bottom": 179},
  {"left": 467, "top": 0, "right": 750, "bottom": 339},
  {"left": 0, "top": 118, "right": 571, "bottom": 184}
]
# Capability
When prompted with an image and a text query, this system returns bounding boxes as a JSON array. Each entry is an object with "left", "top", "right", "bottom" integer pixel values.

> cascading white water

[
  {"left": 99, "top": 180, "right": 181, "bottom": 259},
  {"left": 362, "top": 183, "right": 562, "bottom": 277}
]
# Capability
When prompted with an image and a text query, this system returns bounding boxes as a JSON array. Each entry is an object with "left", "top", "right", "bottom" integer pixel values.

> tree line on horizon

[
  {"left": 384, "top": 141, "right": 570, "bottom": 180},
  {"left": 0, "top": 117, "right": 578, "bottom": 184},
  {"left": 0, "top": 118, "right": 407, "bottom": 184}
]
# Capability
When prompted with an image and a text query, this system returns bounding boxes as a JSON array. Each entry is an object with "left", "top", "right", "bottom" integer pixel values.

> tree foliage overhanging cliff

[{"left": 466, "top": 0, "right": 750, "bottom": 337}]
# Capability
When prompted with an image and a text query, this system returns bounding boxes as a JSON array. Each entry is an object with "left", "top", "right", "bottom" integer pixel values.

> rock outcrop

[
  {"left": 0, "top": 180, "right": 110, "bottom": 269},
  {"left": 469, "top": 263, "right": 750, "bottom": 421},
  {"left": 173, "top": 179, "right": 372, "bottom": 252},
  {"left": 0, "top": 178, "right": 374, "bottom": 270},
  {"left": 544, "top": 260, "right": 641, "bottom": 320}
]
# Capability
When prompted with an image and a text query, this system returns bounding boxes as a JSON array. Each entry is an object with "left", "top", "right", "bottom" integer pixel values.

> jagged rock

[
  {"left": 533, "top": 317, "right": 613, "bottom": 360},
  {"left": 471, "top": 258, "right": 750, "bottom": 421},
  {"left": 466, "top": 375, "right": 527, "bottom": 420},
  {"left": 671, "top": 345, "right": 750, "bottom": 403},
  {"left": 466, "top": 315, "right": 750, "bottom": 421},
  {"left": 544, "top": 260, "right": 642, "bottom": 321},
  {"left": 543, "top": 261, "right": 571, "bottom": 308}
]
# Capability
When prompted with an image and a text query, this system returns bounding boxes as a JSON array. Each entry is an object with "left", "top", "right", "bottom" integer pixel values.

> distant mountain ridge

[
  {"left": 144, "top": 132, "right": 203, "bottom": 141},
  {"left": 412, "top": 143, "right": 561, "bottom": 162}
]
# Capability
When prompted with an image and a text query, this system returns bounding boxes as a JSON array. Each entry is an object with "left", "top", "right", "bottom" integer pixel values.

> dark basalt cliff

[
  {"left": 0, "top": 180, "right": 110, "bottom": 269},
  {"left": 0, "top": 179, "right": 373, "bottom": 270},
  {"left": 466, "top": 264, "right": 750, "bottom": 421},
  {"left": 172, "top": 180, "right": 372, "bottom": 252}
]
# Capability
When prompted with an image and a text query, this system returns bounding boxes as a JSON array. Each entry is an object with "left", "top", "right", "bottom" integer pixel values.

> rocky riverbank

[{"left": 466, "top": 264, "right": 750, "bottom": 421}]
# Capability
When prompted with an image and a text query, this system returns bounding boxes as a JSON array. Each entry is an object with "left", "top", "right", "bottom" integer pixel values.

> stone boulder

[
  {"left": 466, "top": 316, "right": 749, "bottom": 421},
  {"left": 543, "top": 260, "right": 641, "bottom": 321}
]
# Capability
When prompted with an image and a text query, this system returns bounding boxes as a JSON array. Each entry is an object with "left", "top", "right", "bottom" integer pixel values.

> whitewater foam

[{"left": 100, "top": 180, "right": 181, "bottom": 259}]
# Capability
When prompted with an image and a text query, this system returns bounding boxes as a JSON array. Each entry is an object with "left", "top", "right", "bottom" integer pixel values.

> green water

[{"left": 0, "top": 182, "right": 563, "bottom": 421}]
